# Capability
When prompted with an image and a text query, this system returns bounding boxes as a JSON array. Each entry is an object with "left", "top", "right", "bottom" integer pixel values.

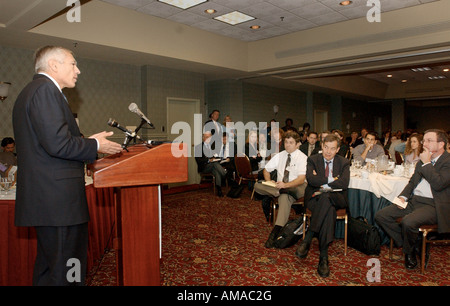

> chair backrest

[
  {"left": 235, "top": 155, "right": 252, "bottom": 178},
  {"left": 394, "top": 151, "right": 404, "bottom": 165}
]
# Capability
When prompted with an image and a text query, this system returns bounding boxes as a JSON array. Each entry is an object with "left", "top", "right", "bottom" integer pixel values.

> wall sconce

[
  {"left": 273, "top": 105, "right": 279, "bottom": 115},
  {"left": 0, "top": 82, "right": 11, "bottom": 102}
]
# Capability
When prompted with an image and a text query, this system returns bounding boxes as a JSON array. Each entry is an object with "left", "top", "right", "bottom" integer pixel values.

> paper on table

[{"left": 392, "top": 196, "right": 408, "bottom": 209}]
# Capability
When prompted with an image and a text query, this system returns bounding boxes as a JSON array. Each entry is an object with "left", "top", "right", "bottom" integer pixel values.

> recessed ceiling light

[
  {"left": 157, "top": 0, "right": 207, "bottom": 10},
  {"left": 387, "top": 74, "right": 393, "bottom": 78},
  {"left": 443, "top": 68, "right": 449, "bottom": 72},
  {"left": 428, "top": 76, "right": 446, "bottom": 80},
  {"left": 339, "top": 1, "right": 353, "bottom": 6},
  {"left": 411, "top": 67, "right": 431, "bottom": 72},
  {"left": 250, "top": 25, "right": 260, "bottom": 30},
  {"left": 214, "top": 11, "right": 255, "bottom": 25},
  {"left": 401, "top": 80, "right": 407, "bottom": 83},
  {"left": 204, "top": 9, "right": 216, "bottom": 14}
]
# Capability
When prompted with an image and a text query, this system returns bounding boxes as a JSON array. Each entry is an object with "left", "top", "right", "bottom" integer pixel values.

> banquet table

[
  {"left": 0, "top": 177, "right": 115, "bottom": 286},
  {"left": 335, "top": 172, "right": 410, "bottom": 245}
]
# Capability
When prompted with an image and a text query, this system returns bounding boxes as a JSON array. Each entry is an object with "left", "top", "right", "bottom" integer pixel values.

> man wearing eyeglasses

[{"left": 375, "top": 129, "right": 450, "bottom": 270}]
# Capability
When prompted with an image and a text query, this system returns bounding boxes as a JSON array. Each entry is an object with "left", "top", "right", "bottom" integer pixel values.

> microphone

[
  {"left": 107, "top": 118, "right": 141, "bottom": 140},
  {"left": 128, "top": 102, "right": 154, "bottom": 128}
]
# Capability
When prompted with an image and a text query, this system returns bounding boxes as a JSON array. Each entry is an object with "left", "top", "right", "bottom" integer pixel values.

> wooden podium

[{"left": 90, "top": 143, "right": 187, "bottom": 286}]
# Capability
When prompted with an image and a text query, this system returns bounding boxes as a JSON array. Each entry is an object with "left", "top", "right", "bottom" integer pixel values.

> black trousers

[
  {"left": 375, "top": 195, "right": 436, "bottom": 254},
  {"left": 307, "top": 192, "right": 347, "bottom": 251},
  {"left": 33, "top": 222, "right": 88, "bottom": 286}
]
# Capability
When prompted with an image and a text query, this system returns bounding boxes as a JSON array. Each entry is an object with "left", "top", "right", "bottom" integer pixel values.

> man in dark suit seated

[
  {"left": 375, "top": 129, "right": 450, "bottom": 270},
  {"left": 12, "top": 46, "right": 123, "bottom": 286},
  {"left": 219, "top": 132, "right": 238, "bottom": 187},
  {"left": 296, "top": 134, "right": 350, "bottom": 277},
  {"left": 299, "top": 131, "right": 320, "bottom": 157},
  {"left": 195, "top": 131, "right": 226, "bottom": 197}
]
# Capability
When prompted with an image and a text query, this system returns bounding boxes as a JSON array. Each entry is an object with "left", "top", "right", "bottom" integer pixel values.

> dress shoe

[
  {"left": 317, "top": 257, "right": 330, "bottom": 277},
  {"left": 404, "top": 253, "right": 417, "bottom": 270},
  {"left": 295, "top": 240, "right": 311, "bottom": 259},
  {"left": 265, "top": 225, "right": 282, "bottom": 248},
  {"left": 216, "top": 187, "right": 224, "bottom": 197}
]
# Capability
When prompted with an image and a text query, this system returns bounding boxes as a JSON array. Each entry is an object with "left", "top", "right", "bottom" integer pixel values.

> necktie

[
  {"left": 222, "top": 145, "right": 226, "bottom": 158},
  {"left": 431, "top": 160, "right": 435, "bottom": 166},
  {"left": 325, "top": 161, "right": 331, "bottom": 178},
  {"left": 283, "top": 154, "right": 291, "bottom": 183}
]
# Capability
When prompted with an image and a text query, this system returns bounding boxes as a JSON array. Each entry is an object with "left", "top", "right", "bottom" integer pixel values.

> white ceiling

[
  {"left": 0, "top": 0, "right": 449, "bottom": 99},
  {"left": 100, "top": 0, "right": 439, "bottom": 42}
]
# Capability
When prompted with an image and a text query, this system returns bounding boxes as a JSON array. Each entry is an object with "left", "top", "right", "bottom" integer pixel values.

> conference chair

[
  {"left": 303, "top": 207, "right": 348, "bottom": 256},
  {"left": 234, "top": 154, "right": 259, "bottom": 200}
]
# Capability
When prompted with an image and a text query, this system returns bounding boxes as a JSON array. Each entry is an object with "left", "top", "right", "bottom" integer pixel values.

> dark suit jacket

[
  {"left": 12, "top": 74, "right": 98, "bottom": 227},
  {"left": 300, "top": 142, "right": 320, "bottom": 157},
  {"left": 195, "top": 142, "right": 213, "bottom": 173},
  {"left": 304, "top": 153, "right": 350, "bottom": 209},
  {"left": 399, "top": 151, "right": 450, "bottom": 233}
]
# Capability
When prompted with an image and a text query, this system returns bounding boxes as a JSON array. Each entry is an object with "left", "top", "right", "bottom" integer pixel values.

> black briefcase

[
  {"left": 348, "top": 216, "right": 381, "bottom": 255},
  {"left": 273, "top": 217, "right": 304, "bottom": 249}
]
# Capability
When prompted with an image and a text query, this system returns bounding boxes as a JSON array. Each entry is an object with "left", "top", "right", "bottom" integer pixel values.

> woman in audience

[
  {"left": 222, "top": 115, "right": 236, "bottom": 141},
  {"left": 245, "top": 130, "right": 262, "bottom": 171},
  {"left": 333, "top": 129, "right": 349, "bottom": 158},
  {"left": 403, "top": 133, "right": 423, "bottom": 164},
  {"left": 380, "top": 130, "right": 392, "bottom": 150}
]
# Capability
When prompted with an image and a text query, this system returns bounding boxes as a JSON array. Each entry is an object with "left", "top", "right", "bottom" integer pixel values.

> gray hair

[{"left": 34, "top": 46, "right": 72, "bottom": 73}]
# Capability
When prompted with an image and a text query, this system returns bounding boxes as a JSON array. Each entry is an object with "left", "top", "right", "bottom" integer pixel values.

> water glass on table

[{"left": 0, "top": 177, "right": 12, "bottom": 197}]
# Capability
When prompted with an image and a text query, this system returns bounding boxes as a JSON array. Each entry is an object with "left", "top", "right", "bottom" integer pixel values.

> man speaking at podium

[{"left": 12, "top": 46, "right": 123, "bottom": 285}]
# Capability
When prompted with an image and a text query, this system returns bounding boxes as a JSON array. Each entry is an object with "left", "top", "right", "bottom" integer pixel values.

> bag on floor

[
  {"left": 274, "top": 217, "right": 304, "bottom": 249},
  {"left": 226, "top": 185, "right": 245, "bottom": 198},
  {"left": 348, "top": 216, "right": 381, "bottom": 255}
]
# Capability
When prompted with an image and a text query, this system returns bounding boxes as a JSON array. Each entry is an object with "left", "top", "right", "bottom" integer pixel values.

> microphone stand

[{"left": 122, "top": 119, "right": 150, "bottom": 151}]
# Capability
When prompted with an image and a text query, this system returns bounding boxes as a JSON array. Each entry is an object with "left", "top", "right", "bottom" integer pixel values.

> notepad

[
  {"left": 262, "top": 181, "right": 277, "bottom": 187},
  {"left": 392, "top": 197, "right": 408, "bottom": 209}
]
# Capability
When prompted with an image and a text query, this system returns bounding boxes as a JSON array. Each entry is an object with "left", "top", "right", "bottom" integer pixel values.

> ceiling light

[
  {"left": 411, "top": 67, "right": 431, "bottom": 72},
  {"left": 157, "top": 0, "right": 207, "bottom": 10},
  {"left": 387, "top": 74, "right": 393, "bottom": 78},
  {"left": 428, "top": 76, "right": 446, "bottom": 80},
  {"left": 204, "top": 9, "right": 216, "bottom": 14},
  {"left": 250, "top": 25, "right": 260, "bottom": 30},
  {"left": 401, "top": 80, "right": 407, "bottom": 83},
  {"left": 443, "top": 68, "right": 449, "bottom": 72},
  {"left": 339, "top": 1, "right": 353, "bottom": 6},
  {"left": 214, "top": 11, "right": 255, "bottom": 25}
]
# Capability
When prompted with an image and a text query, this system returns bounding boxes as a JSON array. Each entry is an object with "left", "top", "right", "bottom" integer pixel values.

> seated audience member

[
  {"left": 219, "top": 132, "right": 238, "bottom": 187},
  {"left": 380, "top": 130, "right": 392, "bottom": 150},
  {"left": 222, "top": 115, "right": 236, "bottom": 142},
  {"left": 0, "top": 137, "right": 17, "bottom": 177},
  {"left": 403, "top": 133, "right": 423, "bottom": 164},
  {"left": 333, "top": 130, "right": 349, "bottom": 158},
  {"left": 375, "top": 129, "right": 450, "bottom": 270},
  {"left": 1, "top": 137, "right": 16, "bottom": 154},
  {"left": 245, "top": 130, "right": 262, "bottom": 171},
  {"left": 281, "top": 118, "right": 298, "bottom": 134},
  {"left": 352, "top": 132, "right": 385, "bottom": 165},
  {"left": 254, "top": 131, "right": 307, "bottom": 248},
  {"left": 296, "top": 134, "right": 350, "bottom": 277},
  {"left": 195, "top": 131, "right": 226, "bottom": 197},
  {"left": 267, "top": 127, "right": 285, "bottom": 157},
  {"left": 300, "top": 131, "right": 320, "bottom": 157},
  {"left": 394, "top": 132, "right": 411, "bottom": 155},
  {"left": 348, "top": 131, "right": 360, "bottom": 149}
]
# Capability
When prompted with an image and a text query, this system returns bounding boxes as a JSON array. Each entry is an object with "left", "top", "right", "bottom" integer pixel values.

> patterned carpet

[{"left": 87, "top": 187, "right": 449, "bottom": 286}]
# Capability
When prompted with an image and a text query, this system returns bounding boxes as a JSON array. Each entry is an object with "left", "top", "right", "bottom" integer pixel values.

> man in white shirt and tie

[
  {"left": 254, "top": 131, "right": 307, "bottom": 248},
  {"left": 375, "top": 129, "right": 450, "bottom": 270}
]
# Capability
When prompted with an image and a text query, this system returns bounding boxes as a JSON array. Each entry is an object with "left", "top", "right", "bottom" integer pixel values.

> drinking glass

[{"left": 0, "top": 177, "right": 12, "bottom": 196}]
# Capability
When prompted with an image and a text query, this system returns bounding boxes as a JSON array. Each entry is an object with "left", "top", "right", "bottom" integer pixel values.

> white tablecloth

[
  {"left": 0, "top": 176, "right": 95, "bottom": 201},
  {"left": 349, "top": 172, "right": 410, "bottom": 202}
]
